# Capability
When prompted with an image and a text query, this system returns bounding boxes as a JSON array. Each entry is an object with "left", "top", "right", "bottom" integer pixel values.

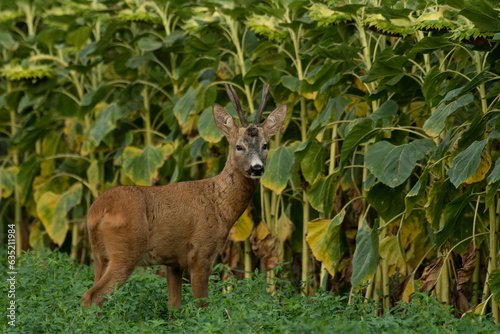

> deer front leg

[
  {"left": 166, "top": 266, "right": 183, "bottom": 309},
  {"left": 190, "top": 261, "right": 211, "bottom": 307}
]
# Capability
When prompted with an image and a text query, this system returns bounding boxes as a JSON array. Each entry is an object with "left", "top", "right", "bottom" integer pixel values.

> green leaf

[
  {"left": 0, "top": 166, "right": 18, "bottom": 201},
  {"left": 281, "top": 75, "right": 301, "bottom": 92},
  {"left": 447, "top": 139, "right": 488, "bottom": 188},
  {"left": 88, "top": 104, "right": 125, "bottom": 147},
  {"left": 422, "top": 94, "right": 474, "bottom": 137},
  {"left": 361, "top": 48, "right": 407, "bottom": 83},
  {"left": 121, "top": 145, "right": 173, "bottom": 186},
  {"left": 261, "top": 146, "right": 295, "bottom": 194},
  {"left": 410, "top": 36, "right": 454, "bottom": 56},
  {"left": 36, "top": 183, "right": 83, "bottom": 246},
  {"left": 0, "top": 31, "right": 18, "bottom": 51},
  {"left": 307, "top": 173, "right": 337, "bottom": 217},
  {"left": 306, "top": 211, "right": 344, "bottom": 276},
  {"left": 198, "top": 106, "right": 224, "bottom": 143},
  {"left": 369, "top": 100, "right": 398, "bottom": 125},
  {"left": 459, "top": 0, "right": 500, "bottom": 31},
  {"left": 174, "top": 87, "right": 197, "bottom": 123},
  {"left": 422, "top": 66, "right": 452, "bottom": 103},
  {"left": 425, "top": 179, "right": 456, "bottom": 230},
  {"left": 486, "top": 180, "right": 500, "bottom": 209},
  {"left": 366, "top": 183, "right": 405, "bottom": 222},
  {"left": 65, "top": 26, "right": 92, "bottom": 50},
  {"left": 365, "top": 139, "right": 435, "bottom": 188},
  {"left": 435, "top": 192, "right": 475, "bottom": 250},
  {"left": 487, "top": 157, "right": 500, "bottom": 184},
  {"left": 300, "top": 140, "right": 326, "bottom": 184},
  {"left": 87, "top": 160, "right": 99, "bottom": 198},
  {"left": 137, "top": 36, "right": 163, "bottom": 51},
  {"left": 17, "top": 154, "right": 40, "bottom": 204},
  {"left": 351, "top": 219, "right": 379, "bottom": 289},
  {"left": 340, "top": 118, "right": 377, "bottom": 168},
  {"left": 489, "top": 269, "right": 500, "bottom": 304},
  {"left": 405, "top": 169, "right": 429, "bottom": 217}
]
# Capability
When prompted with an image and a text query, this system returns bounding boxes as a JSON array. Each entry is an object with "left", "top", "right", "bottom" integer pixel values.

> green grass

[{"left": 1, "top": 250, "right": 498, "bottom": 333}]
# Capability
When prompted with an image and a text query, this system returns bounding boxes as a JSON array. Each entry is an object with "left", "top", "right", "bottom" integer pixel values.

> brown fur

[{"left": 82, "top": 101, "right": 287, "bottom": 309}]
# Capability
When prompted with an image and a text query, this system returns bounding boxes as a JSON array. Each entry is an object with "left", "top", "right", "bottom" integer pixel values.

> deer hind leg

[
  {"left": 166, "top": 266, "right": 183, "bottom": 309},
  {"left": 82, "top": 217, "right": 147, "bottom": 308}
]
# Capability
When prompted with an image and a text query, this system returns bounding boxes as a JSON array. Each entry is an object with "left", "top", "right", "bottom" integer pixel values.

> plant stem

[
  {"left": 244, "top": 239, "right": 252, "bottom": 279},
  {"left": 489, "top": 200, "right": 499, "bottom": 322},
  {"left": 70, "top": 223, "right": 78, "bottom": 260}
]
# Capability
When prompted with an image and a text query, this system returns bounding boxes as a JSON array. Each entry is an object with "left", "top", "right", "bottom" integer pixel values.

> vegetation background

[{"left": 2, "top": 0, "right": 500, "bottom": 325}]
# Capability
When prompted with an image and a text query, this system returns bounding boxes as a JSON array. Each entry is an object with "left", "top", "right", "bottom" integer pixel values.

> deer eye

[
  {"left": 262, "top": 143, "right": 267, "bottom": 150},
  {"left": 236, "top": 145, "right": 244, "bottom": 151}
]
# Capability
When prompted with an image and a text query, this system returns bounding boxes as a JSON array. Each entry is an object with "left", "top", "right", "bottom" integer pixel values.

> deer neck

[{"left": 211, "top": 156, "right": 259, "bottom": 230}]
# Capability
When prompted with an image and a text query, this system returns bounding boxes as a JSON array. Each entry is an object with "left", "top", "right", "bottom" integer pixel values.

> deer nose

[{"left": 251, "top": 164, "right": 263, "bottom": 172}]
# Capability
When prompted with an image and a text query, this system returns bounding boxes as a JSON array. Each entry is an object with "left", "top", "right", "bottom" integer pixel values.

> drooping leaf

[
  {"left": 261, "top": 146, "right": 295, "bottom": 194},
  {"left": 418, "top": 257, "right": 443, "bottom": 293},
  {"left": 447, "top": 139, "right": 488, "bottom": 188},
  {"left": 424, "top": 179, "right": 455, "bottom": 230},
  {"left": 276, "top": 213, "right": 295, "bottom": 248},
  {"left": 379, "top": 235, "right": 405, "bottom": 272},
  {"left": 300, "top": 139, "right": 326, "bottom": 184},
  {"left": 435, "top": 192, "right": 475, "bottom": 250},
  {"left": 250, "top": 221, "right": 279, "bottom": 271},
  {"left": 36, "top": 183, "right": 83, "bottom": 246},
  {"left": 457, "top": 242, "right": 477, "bottom": 291},
  {"left": 422, "top": 94, "right": 474, "bottom": 137},
  {"left": 228, "top": 209, "right": 253, "bottom": 242},
  {"left": 405, "top": 169, "right": 429, "bottom": 217},
  {"left": 351, "top": 219, "right": 379, "bottom": 289},
  {"left": 465, "top": 152, "right": 491, "bottom": 185},
  {"left": 307, "top": 211, "right": 344, "bottom": 276},
  {"left": 307, "top": 173, "right": 337, "bottom": 217},
  {"left": 121, "top": 145, "right": 173, "bottom": 186},
  {"left": 365, "top": 139, "right": 435, "bottom": 188}
]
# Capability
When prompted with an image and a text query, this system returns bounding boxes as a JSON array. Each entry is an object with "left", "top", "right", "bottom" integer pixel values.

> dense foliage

[
  {"left": 1, "top": 250, "right": 499, "bottom": 333},
  {"left": 2, "top": 0, "right": 500, "bottom": 322}
]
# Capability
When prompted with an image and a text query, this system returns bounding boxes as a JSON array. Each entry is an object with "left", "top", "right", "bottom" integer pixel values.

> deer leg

[
  {"left": 166, "top": 266, "right": 183, "bottom": 309},
  {"left": 82, "top": 259, "right": 136, "bottom": 308},
  {"left": 190, "top": 262, "right": 211, "bottom": 307},
  {"left": 92, "top": 250, "right": 109, "bottom": 284}
]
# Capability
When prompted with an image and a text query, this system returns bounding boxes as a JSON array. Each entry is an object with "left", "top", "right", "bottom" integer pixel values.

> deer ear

[
  {"left": 213, "top": 103, "right": 237, "bottom": 138},
  {"left": 261, "top": 104, "right": 287, "bottom": 139}
]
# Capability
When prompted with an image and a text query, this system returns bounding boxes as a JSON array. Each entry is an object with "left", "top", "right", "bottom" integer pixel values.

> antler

[
  {"left": 253, "top": 84, "right": 270, "bottom": 125},
  {"left": 224, "top": 84, "right": 249, "bottom": 127}
]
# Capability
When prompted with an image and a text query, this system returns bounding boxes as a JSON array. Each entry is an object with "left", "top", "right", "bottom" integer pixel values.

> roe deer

[{"left": 82, "top": 84, "right": 287, "bottom": 309}]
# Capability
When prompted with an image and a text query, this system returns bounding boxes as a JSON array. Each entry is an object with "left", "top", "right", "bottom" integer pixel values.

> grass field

[{"left": 1, "top": 250, "right": 499, "bottom": 333}]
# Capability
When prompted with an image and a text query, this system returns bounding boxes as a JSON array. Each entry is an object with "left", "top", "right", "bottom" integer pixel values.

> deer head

[{"left": 213, "top": 84, "right": 287, "bottom": 179}]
